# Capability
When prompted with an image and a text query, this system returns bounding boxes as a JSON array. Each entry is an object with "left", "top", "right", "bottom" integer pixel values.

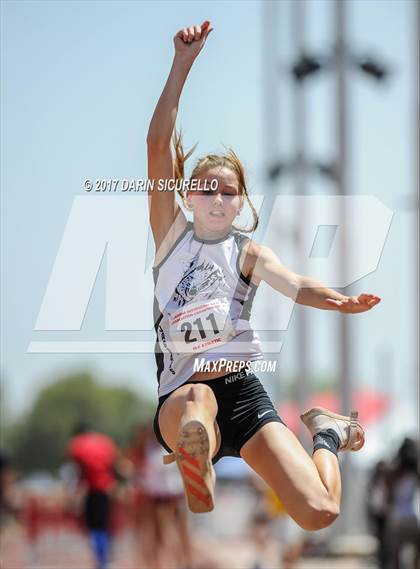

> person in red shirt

[{"left": 67, "top": 423, "right": 118, "bottom": 569}]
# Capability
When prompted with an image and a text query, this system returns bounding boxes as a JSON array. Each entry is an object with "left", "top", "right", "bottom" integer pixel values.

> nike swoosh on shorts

[{"left": 257, "top": 410, "right": 274, "bottom": 419}]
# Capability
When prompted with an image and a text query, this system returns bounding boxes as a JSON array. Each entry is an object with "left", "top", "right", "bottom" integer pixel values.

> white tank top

[{"left": 153, "top": 222, "right": 263, "bottom": 396}]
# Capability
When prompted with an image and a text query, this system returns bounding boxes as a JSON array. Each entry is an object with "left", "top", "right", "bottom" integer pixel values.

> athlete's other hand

[
  {"left": 174, "top": 21, "right": 214, "bottom": 62},
  {"left": 325, "top": 293, "right": 381, "bottom": 313}
]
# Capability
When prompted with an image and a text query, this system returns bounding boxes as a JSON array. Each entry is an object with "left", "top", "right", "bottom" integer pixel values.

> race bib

[{"left": 166, "top": 297, "right": 235, "bottom": 354}]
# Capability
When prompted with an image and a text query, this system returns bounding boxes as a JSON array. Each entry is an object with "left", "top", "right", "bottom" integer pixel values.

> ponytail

[{"left": 172, "top": 129, "right": 196, "bottom": 206}]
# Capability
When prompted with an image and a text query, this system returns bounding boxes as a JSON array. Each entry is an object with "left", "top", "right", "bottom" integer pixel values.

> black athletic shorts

[{"left": 153, "top": 371, "right": 285, "bottom": 465}]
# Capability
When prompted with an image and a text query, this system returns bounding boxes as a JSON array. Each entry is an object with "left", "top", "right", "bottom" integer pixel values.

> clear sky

[{"left": 1, "top": 0, "right": 418, "bottom": 457}]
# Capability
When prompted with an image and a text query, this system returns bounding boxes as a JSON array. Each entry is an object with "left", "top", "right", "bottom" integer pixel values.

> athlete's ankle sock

[{"left": 313, "top": 428, "right": 340, "bottom": 456}]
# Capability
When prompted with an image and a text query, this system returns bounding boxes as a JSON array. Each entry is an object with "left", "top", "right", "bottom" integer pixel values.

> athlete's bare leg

[
  {"left": 240, "top": 423, "right": 341, "bottom": 531},
  {"left": 158, "top": 383, "right": 221, "bottom": 458}
]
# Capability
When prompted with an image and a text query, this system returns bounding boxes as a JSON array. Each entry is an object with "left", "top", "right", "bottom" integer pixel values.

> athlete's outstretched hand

[
  {"left": 325, "top": 293, "right": 381, "bottom": 313},
  {"left": 174, "top": 21, "right": 214, "bottom": 62}
]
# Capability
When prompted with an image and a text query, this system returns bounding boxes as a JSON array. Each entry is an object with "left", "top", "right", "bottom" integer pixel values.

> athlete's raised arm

[
  {"left": 249, "top": 244, "right": 381, "bottom": 313},
  {"left": 146, "top": 21, "right": 213, "bottom": 251}
]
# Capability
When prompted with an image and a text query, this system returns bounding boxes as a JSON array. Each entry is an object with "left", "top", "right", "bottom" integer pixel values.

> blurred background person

[
  {"left": 250, "top": 473, "right": 305, "bottom": 569},
  {"left": 367, "top": 460, "right": 390, "bottom": 567},
  {"left": 127, "top": 424, "right": 192, "bottom": 569},
  {"left": 67, "top": 423, "right": 119, "bottom": 569},
  {"left": 124, "top": 423, "right": 153, "bottom": 568},
  {"left": 249, "top": 510, "right": 277, "bottom": 569},
  {"left": 0, "top": 449, "right": 20, "bottom": 527},
  {"left": 384, "top": 438, "right": 420, "bottom": 569}
]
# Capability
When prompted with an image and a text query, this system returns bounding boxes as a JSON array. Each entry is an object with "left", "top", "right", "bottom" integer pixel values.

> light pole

[
  {"left": 292, "top": 0, "right": 310, "bottom": 441},
  {"left": 335, "top": 0, "right": 353, "bottom": 533},
  {"left": 414, "top": 0, "right": 419, "bottom": 446},
  {"left": 262, "top": 0, "right": 283, "bottom": 404}
]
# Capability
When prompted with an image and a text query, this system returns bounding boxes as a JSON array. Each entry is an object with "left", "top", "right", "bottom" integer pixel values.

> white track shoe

[{"left": 300, "top": 407, "right": 365, "bottom": 452}]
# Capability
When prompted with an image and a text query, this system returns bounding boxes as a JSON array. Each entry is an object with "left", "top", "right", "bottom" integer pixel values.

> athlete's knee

[
  {"left": 297, "top": 500, "right": 340, "bottom": 531},
  {"left": 183, "top": 384, "right": 218, "bottom": 423},
  {"left": 186, "top": 383, "right": 215, "bottom": 404}
]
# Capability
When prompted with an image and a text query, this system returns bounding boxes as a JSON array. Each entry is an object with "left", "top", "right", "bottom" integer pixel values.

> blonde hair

[{"left": 172, "top": 130, "right": 259, "bottom": 233}]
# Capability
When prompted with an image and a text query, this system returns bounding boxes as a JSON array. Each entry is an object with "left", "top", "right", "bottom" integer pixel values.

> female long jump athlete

[{"left": 147, "top": 21, "right": 381, "bottom": 529}]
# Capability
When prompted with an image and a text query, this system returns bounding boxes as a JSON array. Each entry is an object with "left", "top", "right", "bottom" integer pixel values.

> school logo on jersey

[{"left": 171, "top": 255, "right": 225, "bottom": 307}]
